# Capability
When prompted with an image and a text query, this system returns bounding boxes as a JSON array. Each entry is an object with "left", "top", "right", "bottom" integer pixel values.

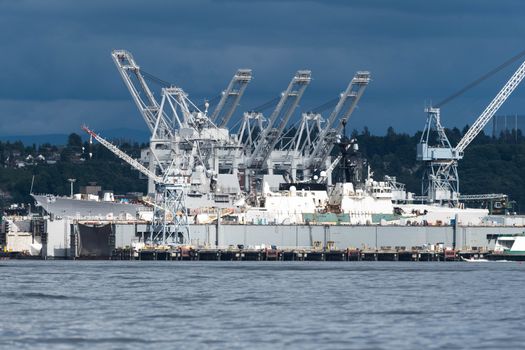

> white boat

[
  {"left": 492, "top": 233, "right": 525, "bottom": 255},
  {"left": 461, "top": 257, "right": 490, "bottom": 263},
  {"left": 484, "top": 233, "right": 525, "bottom": 260}
]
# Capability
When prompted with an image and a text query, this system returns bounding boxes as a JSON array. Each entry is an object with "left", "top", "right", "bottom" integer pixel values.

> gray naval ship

[{"left": 23, "top": 179, "right": 514, "bottom": 260}]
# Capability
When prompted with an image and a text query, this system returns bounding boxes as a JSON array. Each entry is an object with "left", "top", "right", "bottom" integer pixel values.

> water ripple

[{"left": 0, "top": 260, "right": 524, "bottom": 350}]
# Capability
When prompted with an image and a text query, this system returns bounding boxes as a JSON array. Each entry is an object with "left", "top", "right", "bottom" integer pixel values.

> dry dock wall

[
  {"left": 131, "top": 224, "right": 513, "bottom": 250},
  {"left": 40, "top": 220, "right": 522, "bottom": 258},
  {"left": 187, "top": 225, "right": 509, "bottom": 250},
  {"left": 43, "top": 219, "right": 72, "bottom": 259}
]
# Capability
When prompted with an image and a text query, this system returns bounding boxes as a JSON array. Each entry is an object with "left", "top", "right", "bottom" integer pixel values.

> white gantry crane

[
  {"left": 303, "top": 71, "right": 370, "bottom": 180},
  {"left": 109, "top": 49, "right": 375, "bottom": 202},
  {"left": 112, "top": 49, "right": 249, "bottom": 195},
  {"left": 245, "top": 70, "right": 312, "bottom": 170},
  {"left": 417, "top": 58, "right": 525, "bottom": 204},
  {"left": 210, "top": 69, "right": 252, "bottom": 127},
  {"left": 280, "top": 72, "right": 369, "bottom": 183},
  {"left": 112, "top": 49, "right": 176, "bottom": 194},
  {"left": 112, "top": 50, "right": 174, "bottom": 140},
  {"left": 82, "top": 126, "right": 190, "bottom": 245}
]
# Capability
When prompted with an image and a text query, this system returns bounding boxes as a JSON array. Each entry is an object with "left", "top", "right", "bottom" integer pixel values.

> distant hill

[
  {"left": 0, "top": 133, "right": 70, "bottom": 145},
  {"left": 0, "top": 128, "right": 150, "bottom": 145}
]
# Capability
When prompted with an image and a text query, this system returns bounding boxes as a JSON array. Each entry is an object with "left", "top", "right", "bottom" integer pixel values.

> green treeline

[
  {"left": 0, "top": 134, "right": 148, "bottom": 207},
  {"left": 1, "top": 128, "right": 525, "bottom": 212}
]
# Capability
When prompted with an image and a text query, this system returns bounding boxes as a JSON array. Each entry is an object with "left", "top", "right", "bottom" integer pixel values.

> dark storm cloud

[{"left": 0, "top": 0, "right": 524, "bottom": 135}]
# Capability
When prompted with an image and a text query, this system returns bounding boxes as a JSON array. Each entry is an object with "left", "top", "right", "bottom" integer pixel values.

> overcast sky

[{"left": 1, "top": 0, "right": 524, "bottom": 137}]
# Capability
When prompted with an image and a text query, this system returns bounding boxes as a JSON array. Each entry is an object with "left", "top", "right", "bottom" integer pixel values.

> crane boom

[
  {"left": 82, "top": 126, "right": 163, "bottom": 184},
  {"left": 456, "top": 59, "right": 525, "bottom": 154},
  {"left": 247, "top": 70, "right": 311, "bottom": 169},
  {"left": 417, "top": 58, "right": 525, "bottom": 204},
  {"left": 316, "top": 155, "right": 342, "bottom": 183},
  {"left": 211, "top": 69, "right": 252, "bottom": 127},
  {"left": 111, "top": 50, "right": 173, "bottom": 139},
  {"left": 308, "top": 72, "right": 370, "bottom": 169},
  {"left": 329, "top": 71, "right": 370, "bottom": 130}
]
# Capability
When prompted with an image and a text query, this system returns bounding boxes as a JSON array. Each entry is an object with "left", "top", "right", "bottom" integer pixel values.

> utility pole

[{"left": 67, "top": 178, "right": 76, "bottom": 198}]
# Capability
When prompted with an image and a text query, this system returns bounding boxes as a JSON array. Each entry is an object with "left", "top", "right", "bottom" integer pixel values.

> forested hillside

[{"left": 0, "top": 134, "right": 147, "bottom": 207}]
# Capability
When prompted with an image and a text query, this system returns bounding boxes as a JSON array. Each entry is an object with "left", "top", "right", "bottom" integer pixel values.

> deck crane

[
  {"left": 210, "top": 69, "right": 252, "bottom": 127},
  {"left": 112, "top": 50, "right": 216, "bottom": 134},
  {"left": 112, "top": 49, "right": 227, "bottom": 195},
  {"left": 158, "top": 85, "right": 216, "bottom": 131},
  {"left": 113, "top": 49, "right": 249, "bottom": 133},
  {"left": 112, "top": 49, "right": 176, "bottom": 195},
  {"left": 316, "top": 155, "right": 342, "bottom": 183},
  {"left": 246, "top": 70, "right": 311, "bottom": 170},
  {"left": 81, "top": 126, "right": 190, "bottom": 245},
  {"left": 304, "top": 72, "right": 370, "bottom": 179},
  {"left": 418, "top": 58, "right": 525, "bottom": 204},
  {"left": 286, "top": 111, "right": 324, "bottom": 167},
  {"left": 112, "top": 50, "right": 173, "bottom": 140}
]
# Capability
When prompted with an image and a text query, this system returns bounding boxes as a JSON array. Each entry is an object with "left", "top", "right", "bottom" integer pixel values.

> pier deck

[{"left": 107, "top": 247, "right": 491, "bottom": 262}]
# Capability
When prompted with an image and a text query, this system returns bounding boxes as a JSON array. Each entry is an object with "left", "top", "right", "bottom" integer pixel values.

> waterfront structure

[{"left": 3, "top": 50, "right": 523, "bottom": 258}]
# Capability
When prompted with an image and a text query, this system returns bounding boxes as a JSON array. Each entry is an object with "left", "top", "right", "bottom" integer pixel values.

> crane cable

[
  {"left": 141, "top": 69, "right": 174, "bottom": 87},
  {"left": 250, "top": 96, "right": 280, "bottom": 113},
  {"left": 141, "top": 69, "right": 235, "bottom": 114},
  {"left": 308, "top": 97, "right": 340, "bottom": 114},
  {"left": 436, "top": 48, "right": 525, "bottom": 108}
]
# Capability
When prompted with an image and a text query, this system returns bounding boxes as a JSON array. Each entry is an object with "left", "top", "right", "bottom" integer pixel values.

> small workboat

[{"left": 461, "top": 257, "right": 489, "bottom": 263}]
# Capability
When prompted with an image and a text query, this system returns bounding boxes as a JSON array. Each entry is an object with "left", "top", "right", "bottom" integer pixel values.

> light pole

[{"left": 67, "top": 178, "right": 76, "bottom": 198}]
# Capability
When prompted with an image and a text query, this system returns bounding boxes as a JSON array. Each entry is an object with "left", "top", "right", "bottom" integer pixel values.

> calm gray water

[{"left": 1, "top": 261, "right": 524, "bottom": 350}]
